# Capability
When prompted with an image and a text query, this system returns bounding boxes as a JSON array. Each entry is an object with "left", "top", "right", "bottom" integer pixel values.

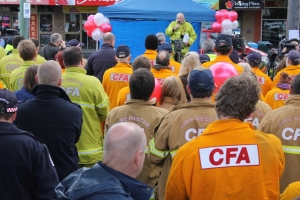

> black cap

[
  {"left": 216, "top": 34, "right": 232, "bottom": 47},
  {"left": 0, "top": 89, "right": 18, "bottom": 113},
  {"left": 66, "top": 39, "right": 85, "bottom": 47},
  {"left": 116, "top": 45, "right": 130, "bottom": 58}
]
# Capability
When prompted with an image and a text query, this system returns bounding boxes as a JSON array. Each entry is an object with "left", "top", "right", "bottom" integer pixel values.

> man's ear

[
  {"left": 229, "top": 46, "right": 233, "bottom": 54},
  {"left": 246, "top": 112, "right": 254, "bottom": 119},
  {"left": 134, "top": 150, "right": 143, "bottom": 167},
  {"left": 186, "top": 85, "right": 191, "bottom": 94},
  {"left": 35, "top": 74, "right": 38, "bottom": 84},
  {"left": 290, "top": 86, "right": 293, "bottom": 94}
]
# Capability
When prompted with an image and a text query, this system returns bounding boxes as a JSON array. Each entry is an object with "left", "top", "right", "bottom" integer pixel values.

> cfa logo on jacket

[
  {"left": 274, "top": 93, "right": 290, "bottom": 101},
  {"left": 199, "top": 145, "right": 259, "bottom": 169},
  {"left": 110, "top": 73, "right": 131, "bottom": 82}
]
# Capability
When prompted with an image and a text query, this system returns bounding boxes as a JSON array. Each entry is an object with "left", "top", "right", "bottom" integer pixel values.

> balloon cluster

[
  {"left": 84, "top": 13, "right": 112, "bottom": 41},
  {"left": 211, "top": 9, "right": 238, "bottom": 35}
]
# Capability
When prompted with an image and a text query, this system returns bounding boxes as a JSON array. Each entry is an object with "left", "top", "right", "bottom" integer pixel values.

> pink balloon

[
  {"left": 210, "top": 62, "right": 238, "bottom": 93},
  {"left": 228, "top": 11, "right": 238, "bottom": 22},
  {"left": 99, "top": 23, "right": 112, "bottom": 33},
  {"left": 211, "top": 22, "right": 222, "bottom": 33},
  {"left": 215, "top": 11, "right": 226, "bottom": 23},
  {"left": 220, "top": 9, "right": 229, "bottom": 19},
  {"left": 151, "top": 79, "right": 162, "bottom": 102},
  {"left": 86, "top": 30, "right": 92, "bottom": 37},
  {"left": 87, "top": 15, "right": 95, "bottom": 22},
  {"left": 84, "top": 20, "right": 97, "bottom": 32}
]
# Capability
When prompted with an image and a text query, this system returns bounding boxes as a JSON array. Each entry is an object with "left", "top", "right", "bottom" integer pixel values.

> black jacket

[
  {"left": 0, "top": 122, "right": 59, "bottom": 200},
  {"left": 85, "top": 43, "right": 117, "bottom": 82},
  {"left": 41, "top": 42, "right": 61, "bottom": 60},
  {"left": 56, "top": 162, "right": 153, "bottom": 200},
  {"left": 14, "top": 85, "right": 83, "bottom": 181}
]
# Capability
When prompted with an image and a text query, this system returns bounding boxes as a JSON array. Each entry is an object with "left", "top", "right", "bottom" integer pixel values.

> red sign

[
  {"left": 0, "top": 0, "right": 49, "bottom": 5},
  {"left": 30, "top": 14, "right": 38, "bottom": 39},
  {"left": 49, "top": 0, "right": 117, "bottom": 6}
]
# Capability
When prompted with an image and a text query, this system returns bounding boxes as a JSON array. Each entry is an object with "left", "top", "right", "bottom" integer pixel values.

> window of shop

[
  {"left": 64, "top": 13, "right": 96, "bottom": 50},
  {"left": 39, "top": 13, "right": 53, "bottom": 47},
  {"left": 262, "top": 0, "right": 288, "bottom": 48}
]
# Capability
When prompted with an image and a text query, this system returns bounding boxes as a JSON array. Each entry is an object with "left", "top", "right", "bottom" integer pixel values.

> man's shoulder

[{"left": 56, "top": 163, "right": 130, "bottom": 199}]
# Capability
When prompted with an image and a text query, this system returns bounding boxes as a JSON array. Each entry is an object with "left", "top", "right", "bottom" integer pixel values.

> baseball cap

[
  {"left": 0, "top": 89, "right": 18, "bottom": 113},
  {"left": 159, "top": 43, "right": 172, "bottom": 53},
  {"left": 246, "top": 51, "right": 262, "bottom": 64},
  {"left": 216, "top": 34, "right": 232, "bottom": 47},
  {"left": 66, "top": 39, "right": 85, "bottom": 47},
  {"left": 199, "top": 54, "right": 210, "bottom": 64},
  {"left": 116, "top": 45, "right": 130, "bottom": 58},
  {"left": 188, "top": 69, "right": 214, "bottom": 93},
  {"left": 229, "top": 49, "right": 240, "bottom": 64},
  {"left": 287, "top": 50, "right": 300, "bottom": 62}
]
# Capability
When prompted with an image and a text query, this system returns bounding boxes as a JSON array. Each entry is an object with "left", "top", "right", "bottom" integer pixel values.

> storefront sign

[
  {"left": 63, "top": 6, "right": 97, "bottom": 13},
  {"left": 30, "top": 14, "right": 37, "bottom": 38},
  {"left": 0, "top": 0, "right": 49, "bottom": 5},
  {"left": 219, "top": 0, "right": 265, "bottom": 10},
  {"left": 24, "top": 3, "right": 31, "bottom": 18},
  {"left": 49, "top": 0, "right": 117, "bottom": 6}
]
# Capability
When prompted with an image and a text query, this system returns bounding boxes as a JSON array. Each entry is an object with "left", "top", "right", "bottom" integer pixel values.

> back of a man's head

[
  {"left": 246, "top": 51, "right": 262, "bottom": 67},
  {"left": 18, "top": 40, "right": 36, "bottom": 61},
  {"left": 287, "top": 50, "right": 300, "bottom": 65},
  {"left": 156, "top": 51, "right": 170, "bottom": 66},
  {"left": 12, "top": 35, "right": 25, "bottom": 49},
  {"left": 103, "top": 122, "right": 146, "bottom": 178},
  {"left": 132, "top": 55, "right": 151, "bottom": 71},
  {"left": 156, "top": 32, "right": 166, "bottom": 43},
  {"left": 215, "top": 72, "right": 260, "bottom": 121},
  {"left": 188, "top": 68, "right": 214, "bottom": 99},
  {"left": 37, "top": 60, "right": 62, "bottom": 86},
  {"left": 103, "top": 32, "right": 115, "bottom": 44},
  {"left": 63, "top": 47, "right": 82, "bottom": 67},
  {"left": 202, "top": 39, "right": 215, "bottom": 52},
  {"left": 214, "top": 34, "right": 232, "bottom": 55},
  {"left": 50, "top": 33, "right": 62, "bottom": 43},
  {"left": 145, "top": 34, "right": 158, "bottom": 50},
  {"left": 0, "top": 89, "right": 18, "bottom": 121},
  {"left": 130, "top": 68, "right": 155, "bottom": 101},
  {"left": 291, "top": 74, "right": 300, "bottom": 94},
  {"left": 29, "top": 38, "right": 39, "bottom": 48}
]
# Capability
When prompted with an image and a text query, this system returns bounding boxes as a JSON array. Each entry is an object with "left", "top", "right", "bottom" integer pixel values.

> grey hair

[
  {"left": 37, "top": 60, "right": 62, "bottom": 86},
  {"left": 156, "top": 32, "right": 166, "bottom": 42},
  {"left": 202, "top": 39, "right": 215, "bottom": 52},
  {"left": 50, "top": 33, "right": 62, "bottom": 43}
]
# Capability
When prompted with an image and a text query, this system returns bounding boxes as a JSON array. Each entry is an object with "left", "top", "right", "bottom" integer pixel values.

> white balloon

[
  {"left": 92, "top": 28, "right": 104, "bottom": 41},
  {"left": 221, "top": 19, "right": 232, "bottom": 30},
  {"left": 222, "top": 29, "right": 233, "bottom": 35},
  {"left": 104, "top": 17, "right": 110, "bottom": 24},
  {"left": 232, "top": 20, "right": 238, "bottom": 29},
  {"left": 94, "top": 13, "right": 105, "bottom": 26}
]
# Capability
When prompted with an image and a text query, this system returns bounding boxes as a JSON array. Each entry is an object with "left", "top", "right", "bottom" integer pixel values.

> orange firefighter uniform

[
  {"left": 258, "top": 95, "right": 300, "bottom": 192},
  {"left": 166, "top": 119, "right": 284, "bottom": 200}
]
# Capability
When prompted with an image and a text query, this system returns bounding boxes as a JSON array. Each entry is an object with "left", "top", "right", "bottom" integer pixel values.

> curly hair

[{"left": 215, "top": 72, "right": 260, "bottom": 121}]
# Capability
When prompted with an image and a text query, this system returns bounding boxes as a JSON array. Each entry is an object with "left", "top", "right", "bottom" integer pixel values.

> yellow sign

[{"left": 63, "top": 6, "right": 97, "bottom": 13}]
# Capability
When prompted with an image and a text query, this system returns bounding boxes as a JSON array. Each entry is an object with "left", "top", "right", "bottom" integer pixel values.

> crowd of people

[{"left": 0, "top": 12, "right": 300, "bottom": 200}]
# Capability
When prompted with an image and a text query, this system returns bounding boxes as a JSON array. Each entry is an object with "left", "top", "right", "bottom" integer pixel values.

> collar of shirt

[
  {"left": 285, "top": 95, "right": 300, "bottom": 106},
  {"left": 202, "top": 118, "right": 255, "bottom": 136},
  {"left": 125, "top": 98, "right": 156, "bottom": 106},
  {"left": 65, "top": 67, "right": 87, "bottom": 74},
  {"left": 114, "top": 62, "right": 132, "bottom": 69},
  {"left": 144, "top": 50, "right": 158, "bottom": 55}
]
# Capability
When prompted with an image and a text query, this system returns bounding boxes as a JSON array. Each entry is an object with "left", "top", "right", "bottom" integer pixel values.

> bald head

[
  {"left": 103, "top": 32, "right": 115, "bottom": 45},
  {"left": 156, "top": 51, "right": 170, "bottom": 66},
  {"left": 176, "top": 12, "right": 185, "bottom": 23},
  {"left": 103, "top": 122, "right": 146, "bottom": 178},
  {"left": 37, "top": 60, "right": 62, "bottom": 86}
]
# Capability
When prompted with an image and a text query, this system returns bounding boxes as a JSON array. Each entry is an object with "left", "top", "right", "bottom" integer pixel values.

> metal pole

[
  {"left": 19, "top": 0, "right": 26, "bottom": 37},
  {"left": 286, "top": 0, "right": 300, "bottom": 39}
]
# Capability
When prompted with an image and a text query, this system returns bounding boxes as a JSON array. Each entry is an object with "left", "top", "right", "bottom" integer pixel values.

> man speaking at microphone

[{"left": 166, "top": 12, "right": 197, "bottom": 60}]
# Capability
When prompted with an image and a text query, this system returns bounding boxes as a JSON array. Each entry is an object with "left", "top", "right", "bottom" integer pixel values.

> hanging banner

[
  {"left": 63, "top": 6, "right": 97, "bottom": 13},
  {"left": 219, "top": 0, "right": 265, "bottom": 10},
  {"left": 30, "top": 14, "right": 38, "bottom": 38},
  {"left": 49, "top": 0, "right": 117, "bottom": 6},
  {"left": 0, "top": 0, "right": 49, "bottom": 5}
]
